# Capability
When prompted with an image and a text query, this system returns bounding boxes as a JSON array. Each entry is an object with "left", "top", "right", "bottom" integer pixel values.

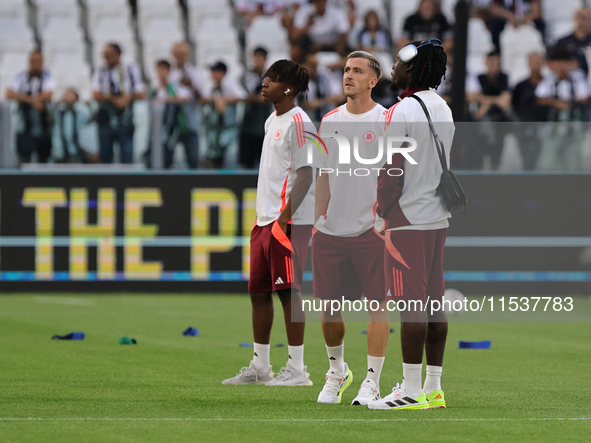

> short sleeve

[
  {"left": 8, "top": 73, "right": 22, "bottom": 92},
  {"left": 535, "top": 77, "right": 553, "bottom": 99},
  {"left": 42, "top": 72, "right": 56, "bottom": 93},
  {"left": 130, "top": 64, "right": 145, "bottom": 93},
  {"left": 293, "top": 5, "right": 309, "bottom": 29},
  {"left": 291, "top": 117, "right": 318, "bottom": 171},
  {"left": 572, "top": 69, "right": 591, "bottom": 101},
  {"left": 334, "top": 9, "right": 349, "bottom": 34},
  {"left": 91, "top": 68, "right": 101, "bottom": 93}
]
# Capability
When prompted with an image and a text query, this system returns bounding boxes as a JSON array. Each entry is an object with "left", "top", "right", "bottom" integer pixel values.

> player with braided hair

[
  {"left": 368, "top": 39, "right": 455, "bottom": 410},
  {"left": 223, "top": 59, "right": 317, "bottom": 387}
]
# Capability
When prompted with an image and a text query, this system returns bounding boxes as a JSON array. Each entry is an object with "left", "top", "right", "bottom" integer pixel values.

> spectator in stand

[
  {"left": 356, "top": 10, "right": 393, "bottom": 53},
  {"left": 299, "top": 53, "right": 344, "bottom": 122},
  {"left": 236, "top": 0, "right": 286, "bottom": 26},
  {"left": 291, "top": 0, "right": 350, "bottom": 58},
  {"left": 281, "top": 0, "right": 306, "bottom": 43},
  {"left": 398, "top": 0, "right": 453, "bottom": 51},
  {"left": 467, "top": 51, "right": 513, "bottom": 169},
  {"left": 52, "top": 88, "right": 97, "bottom": 164},
  {"left": 511, "top": 52, "right": 548, "bottom": 170},
  {"left": 5, "top": 48, "right": 54, "bottom": 165},
  {"left": 170, "top": 41, "right": 210, "bottom": 103},
  {"left": 239, "top": 47, "right": 273, "bottom": 169},
  {"left": 151, "top": 60, "right": 199, "bottom": 169},
  {"left": 535, "top": 45, "right": 590, "bottom": 170},
  {"left": 483, "top": 0, "right": 545, "bottom": 54},
  {"left": 91, "top": 43, "right": 145, "bottom": 164},
  {"left": 557, "top": 8, "right": 591, "bottom": 76},
  {"left": 202, "top": 61, "right": 247, "bottom": 168}
]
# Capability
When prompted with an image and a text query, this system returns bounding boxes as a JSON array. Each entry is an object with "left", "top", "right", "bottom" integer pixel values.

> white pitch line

[{"left": 0, "top": 418, "right": 590, "bottom": 423}]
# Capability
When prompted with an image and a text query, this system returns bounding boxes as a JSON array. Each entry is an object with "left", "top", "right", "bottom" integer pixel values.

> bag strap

[{"left": 409, "top": 94, "right": 449, "bottom": 172}]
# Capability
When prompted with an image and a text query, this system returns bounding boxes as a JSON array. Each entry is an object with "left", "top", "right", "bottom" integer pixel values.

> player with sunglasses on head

[{"left": 368, "top": 39, "right": 454, "bottom": 410}]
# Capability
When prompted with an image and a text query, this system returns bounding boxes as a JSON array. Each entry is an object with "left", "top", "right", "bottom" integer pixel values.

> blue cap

[{"left": 459, "top": 340, "right": 491, "bottom": 349}]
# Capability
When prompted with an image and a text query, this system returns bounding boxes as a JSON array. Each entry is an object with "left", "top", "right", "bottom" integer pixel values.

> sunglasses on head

[{"left": 397, "top": 39, "right": 443, "bottom": 64}]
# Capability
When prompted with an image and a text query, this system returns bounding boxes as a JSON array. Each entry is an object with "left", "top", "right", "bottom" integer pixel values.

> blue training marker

[
  {"left": 239, "top": 342, "right": 253, "bottom": 347},
  {"left": 183, "top": 327, "right": 199, "bottom": 337},
  {"left": 459, "top": 340, "right": 491, "bottom": 349},
  {"left": 274, "top": 343, "right": 285, "bottom": 347},
  {"left": 52, "top": 332, "right": 85, "bottom": 340}
]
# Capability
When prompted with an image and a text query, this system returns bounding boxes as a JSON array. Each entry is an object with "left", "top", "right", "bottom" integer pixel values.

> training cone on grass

[
  {"left": 119, "top": 336, "right": 137, "bottom": 345},
  {"left": 183, "top": 327, "right": 199, "bottom": 336},
  {"left": 459, "top": 340, "right": 491, "bottom": 349}
]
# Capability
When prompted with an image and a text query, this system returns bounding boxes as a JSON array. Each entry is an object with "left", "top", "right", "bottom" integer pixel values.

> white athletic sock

[
  {"left": 287, "top": 345, "right": 305, "bottom": 373},
  {"left": 252, "top": 343, "right": 270, "bottom": 371},
  {"left": 366, "top": 355, "right": 385, "bottom": 385},
  {"left": 401, "top": 362, "right": 423, "bottom": 397},
  {"left": 326, "top": 343, "right": 345, "bottom": 374},
  {"left": 423, "top": 365, "right": 443, "bottom": 394}
]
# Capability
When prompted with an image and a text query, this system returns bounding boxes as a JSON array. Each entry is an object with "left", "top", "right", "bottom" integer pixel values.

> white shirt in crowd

[
  {"left": 535, "top": 69, "right": 591, "bottom": 102},
  {"left": 91, "top": 63, "right": 145, "bottom": 96},
  {"left": 256, "top": 106, "right": 316, "bottom": 226},
  {"left": 293, "top": 3, "right": 349, "bottom": 46},
  {"left": 154, "top": 82, "right": 193, "bottom": 102},
  {"left": 169, "top": 63, "right": 211, "bottom": 100},
  {"left": 315, "top": 103, "right": 387, "bottom": 237},
  {"left": 9, "top": 70, "right": 55, "bottom": 96},
  {"left": 208, "top": 75, "right": 248, "bottom": 100}
]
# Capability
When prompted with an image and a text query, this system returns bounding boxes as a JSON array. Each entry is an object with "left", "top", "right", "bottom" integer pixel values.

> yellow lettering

[
  {"left": 22, "top": 188, "right": 67, "bottom": 279},
  {"left": 69, "top": 188, "right": 116, "bottom": 280},
  {"left": 191, "top": 189, "right": 237, "bottom": 279},
  {"left": 124, "top": 189, "right": 162, "bottom": 279}
]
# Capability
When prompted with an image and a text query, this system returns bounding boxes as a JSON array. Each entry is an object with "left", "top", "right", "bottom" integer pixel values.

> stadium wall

[{"left": 0, "top": 172, "right": 589, "bottom": 295}]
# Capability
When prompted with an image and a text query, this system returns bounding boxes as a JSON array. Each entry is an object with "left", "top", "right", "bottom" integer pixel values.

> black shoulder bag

[{"left": 410, "top": 94, "right": 468, "bottom": 213}]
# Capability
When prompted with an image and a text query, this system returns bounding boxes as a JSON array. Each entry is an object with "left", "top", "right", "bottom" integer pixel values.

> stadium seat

[
  {"left": 542, "top": 0, "right": 581, "bottom": 44},
  {"left": 0, "top": 0, "right": 28, "bottom": 20},
  {"left": 136, "top": 0, "right": 182, "bottom": 35},
  {"left": 500, "top": 24, "right": 545, "bottom": 86},
  {"left": 85, "top": 0, "right": 131, "bottom": 35},
  {"left": 390, "top": 0, "right": 419, "bottom": 43},
  {"left": 467, "top": 17, "right": 494, "bottom": 77},
  {"left": 245, "top": 15, "right": 289, "bottom": 57},
  {"left": 0, "top": 52, "right": 29, "bottom": 97},
  {"left": 0, "top": 16, "right": 35, "bottom": 60},
  {"left": 187, "top": 0, "right": 233, "bottom": 36},
  {"left": 35, "top": 0, "right": 80, "bottom": 33}
]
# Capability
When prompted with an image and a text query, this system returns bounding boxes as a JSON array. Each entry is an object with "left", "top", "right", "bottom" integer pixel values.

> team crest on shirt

[
  {"left": 363, "top": 131, "right": 376, "bottom": 143},
  {"left": 274, "top": 129, "right": 282, "bottom": 140}
]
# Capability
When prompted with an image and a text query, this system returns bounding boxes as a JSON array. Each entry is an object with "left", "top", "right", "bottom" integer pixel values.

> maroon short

[
  {"left": 384, "top": 229, "right": 447, "bottom": 303},
  {"left": 248, "top": 221, "right": 312, "bottom": 293},
  {"left": 312, "top": 229, "right": 385, "bottom": 301}
]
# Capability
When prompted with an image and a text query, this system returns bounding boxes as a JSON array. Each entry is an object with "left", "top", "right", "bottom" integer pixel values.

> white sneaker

[
  {"left": 317, "top": 363, "right": 353, "bottom": 404},
  {"left": 367, "top": 383, "right": 429, "bottom": 410},
  {"left": 351, "top": 379, "right": 380, "bottom": 405},
  {"left": 222, "top": 361, "right": 274, "bottom": 385},
  {"left": 265, "top": 365, "right": 313, "bottom": 386}
]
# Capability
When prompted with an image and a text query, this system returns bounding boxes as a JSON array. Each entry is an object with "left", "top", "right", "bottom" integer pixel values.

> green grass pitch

[{"left": 0, "top": 294, "right": 590, "bottom": 442}]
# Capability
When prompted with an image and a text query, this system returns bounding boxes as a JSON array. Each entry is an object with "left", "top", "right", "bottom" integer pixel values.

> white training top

[
  {"left": 315, "top": 103, "right": 387, "bottom": 237},
  {"left": 379, "top": 89, "right": 454, "bottom": 231},
  {"left": 256, "top": 106, "right": 316, "bottom": 226},
  {"left": 293, "top": 3, "right": 349, "bottom": 46}
]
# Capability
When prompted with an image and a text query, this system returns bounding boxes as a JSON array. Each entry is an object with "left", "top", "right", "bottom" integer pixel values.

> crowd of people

[{"left": 4, "top": 0, "right": 591, "bottom": 170}]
